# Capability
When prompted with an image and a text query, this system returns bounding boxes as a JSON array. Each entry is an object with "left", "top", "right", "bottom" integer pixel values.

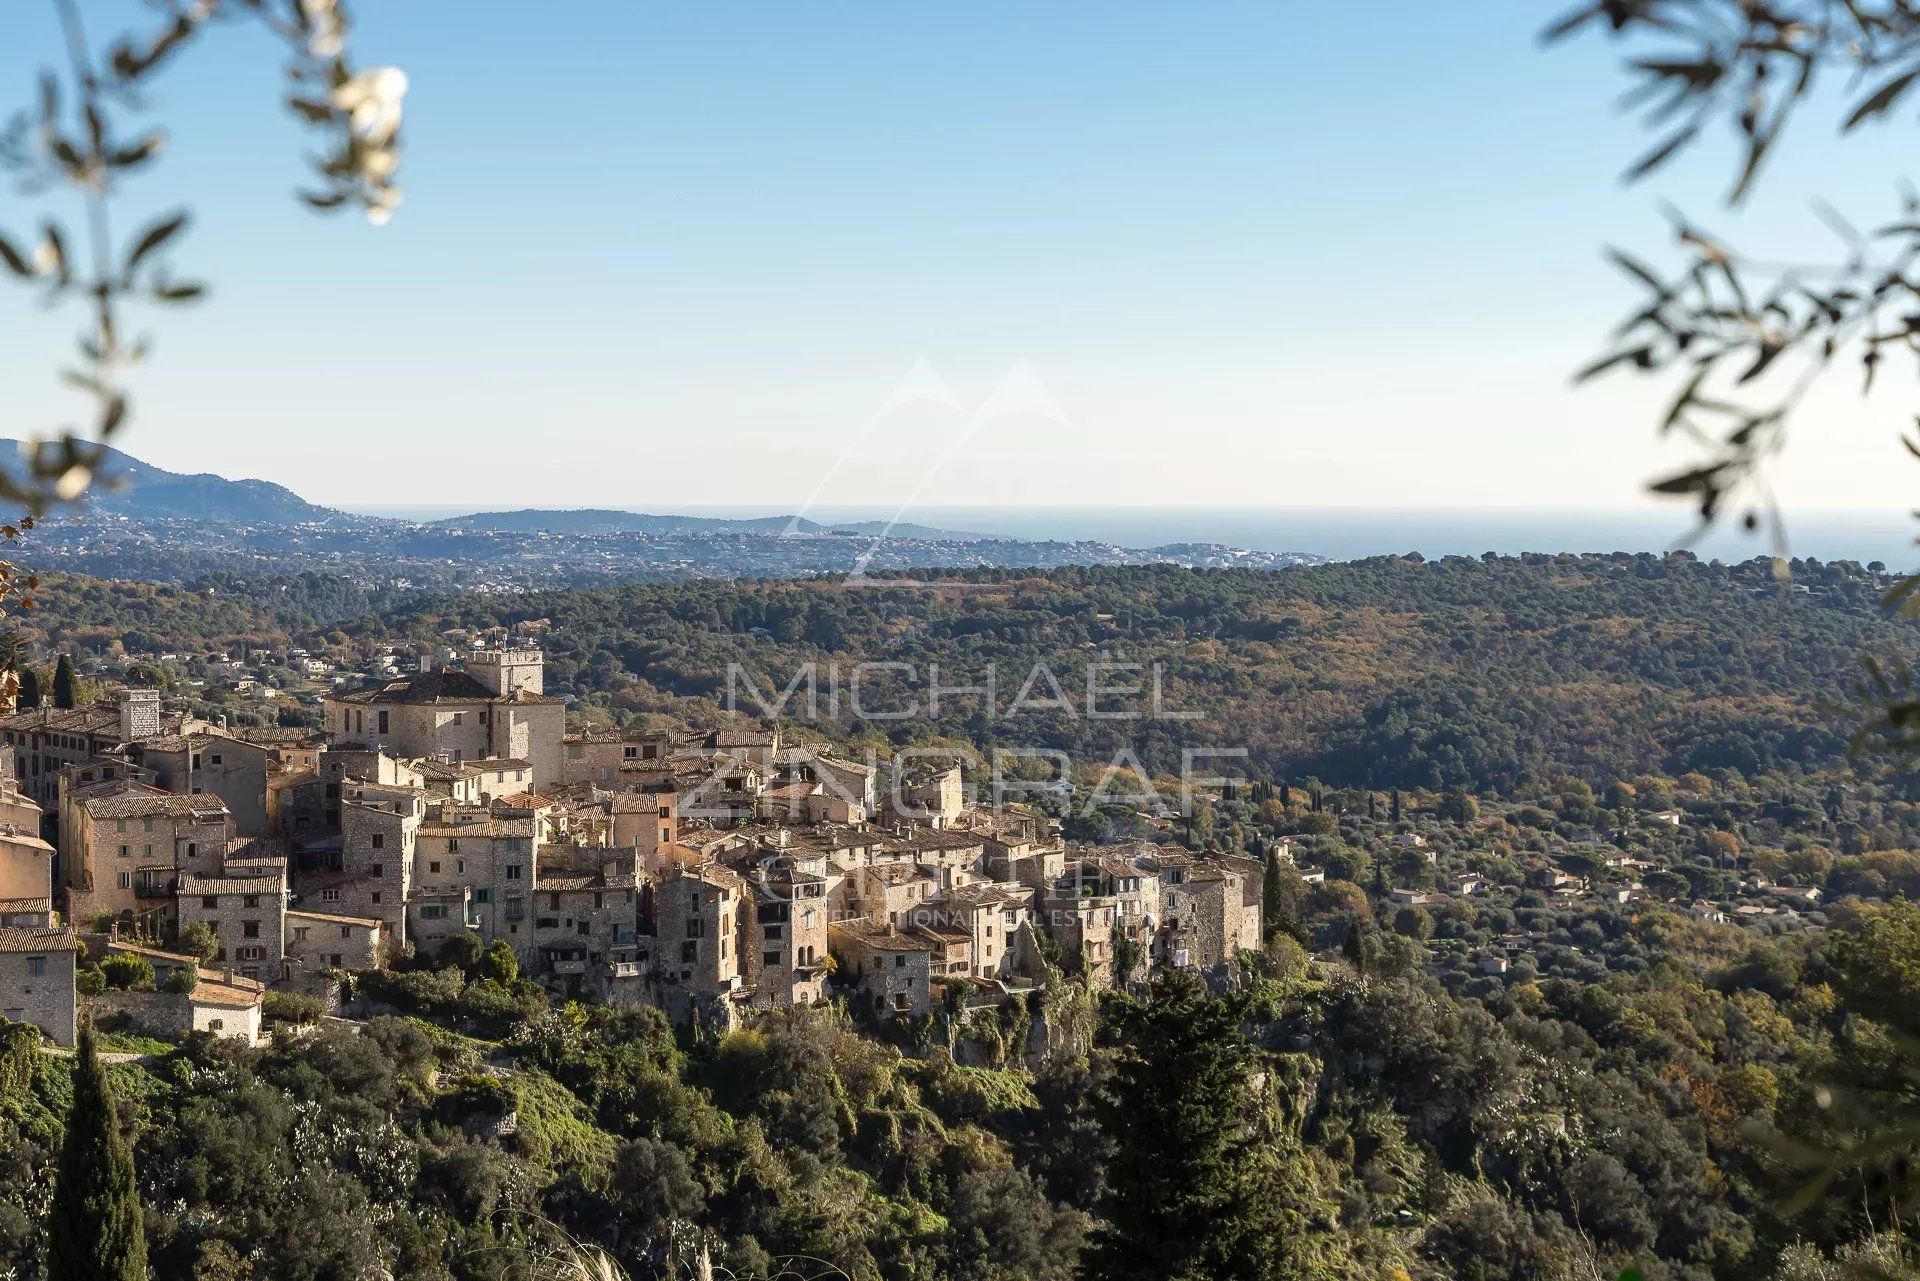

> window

[
  {"left": 505, "top": 865, "right": 522, "bottom": 880},
  {"left": 117, "top": 844, "right": 128, "bottom": 858},
  {"left": 201, "top": 895, "right": 218, "bottom": 909},
  {"left": 428, "top": 861, "right": 441, "bottom": 874},
  {"left": 763, "top": 950, "right": 780, "bottom": 967},
  {"left": 377, "top": 710, "right": 389, "bottom": 734},
  {"left": 451, "top": 711, "right": 463, "bottom": 726},
  {"left": 371, "top": 833, "right": 384, "bottom": 850},
  {"left": 680, "top": 940, "right": 698, "bottom": 963},
  {"left": 894, "top": 955, "right": 905, "bottom": 968},
  {"left": 243, "top": 895, "right": 259, "bottom": 909},
  {"left": 339, "top": 925, "right": 353, "bottom": 939},
  {"left": 26, "top": 956, "right": 45, "bottom": 976},
  {"left": 321, "top": 889, "right": 341, "bottom": 903},
  {"left": 368, "top": 865, "right": 383, "bottom": 879},
  {"left": 243, "top": 921, "right": 260, "bottom": 939},
  {"left": 474, "top": 888, "right": 490, "bottom": 904},
  {"left": 210, "top": 754, "right": 222, "bottom": 765},
  {"left": 117, "top": 871, "right": 131, "bottom": 889}
]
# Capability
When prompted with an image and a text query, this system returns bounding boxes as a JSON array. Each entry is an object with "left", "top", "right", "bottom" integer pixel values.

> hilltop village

[{"left": 0, "top": 639, "right": 1261, "bottom": 1047}]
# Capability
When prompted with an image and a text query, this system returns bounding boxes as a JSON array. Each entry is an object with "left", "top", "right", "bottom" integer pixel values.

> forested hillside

[
  {"left": 15, "top": 554, "right": 1911, "bottom": 791},
  {"left": 360, "top": 554, "right": 1912, "bottom": 790}
]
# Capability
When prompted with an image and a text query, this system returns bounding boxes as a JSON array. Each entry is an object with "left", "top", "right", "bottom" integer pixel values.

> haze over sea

[{"left": 343, "top": 504, "right": 1920, "bottom": 569}]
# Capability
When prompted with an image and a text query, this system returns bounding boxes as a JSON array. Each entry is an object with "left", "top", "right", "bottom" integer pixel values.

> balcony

[{"left": 134, "top": 872, "right": 175, "bottom": 900}]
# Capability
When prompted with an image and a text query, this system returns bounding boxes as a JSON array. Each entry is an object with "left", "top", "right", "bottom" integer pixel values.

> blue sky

[{"left": 0, "top": 1, "right": 1909, "bottom": 515}]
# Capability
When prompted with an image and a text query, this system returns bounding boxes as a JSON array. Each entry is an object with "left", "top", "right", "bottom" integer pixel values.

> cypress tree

[
  {"left": 1391, "top": 788, "right": 1403, "bottom": 823},
  {"left": 16, "top": 666, "right": 38, "bottom": 710},
  {"left": 1085, "top": 970, "right": 1297, "bottom": 1281},
  {"left": 1261, "top": 851, "right": 1287, "bottom": 942},
  {"left": 49, "top": 1021, "right": 147, "bottom": 1281},
  {"left": 1343, "top": 922, "right": 1367, "bottom": 974},
  {"left": 52, "top": 654, "right": 77, "bottom": 710}
]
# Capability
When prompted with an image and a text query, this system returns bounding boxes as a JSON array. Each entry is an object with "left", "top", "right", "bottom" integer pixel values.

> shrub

[
  {"left": 263, "top": 990, "right": 326, "bottom": 1026},
  {"left": 98, "top": 954, "right": 155, "bottom": 991},
  {"left": 177, "top": 922, "right": 219, "bottom": 963}
]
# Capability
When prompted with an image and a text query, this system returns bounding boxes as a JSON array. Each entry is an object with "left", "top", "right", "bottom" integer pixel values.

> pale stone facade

[
  {"left": 177, "top": 870, "right": 287, "bottom": 982},
  {"left": 828, "top": 918, "right": 937, "bottom": 1019},
  {"left": 0, "top": 927, "right": 77, "bottom": 1046},
  {"left": 66, "top": 783, "right": 232, "bottom": 929},
  {"left": 322, "top": 648, "right": 564, "bottom": 787},
  {"left": 285, "top": 908, "right": 383, "bottom": 971}
]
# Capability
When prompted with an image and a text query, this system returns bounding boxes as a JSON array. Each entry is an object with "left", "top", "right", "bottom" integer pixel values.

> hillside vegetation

[{"left": 362, "top": 554, "right": 1913, "bottom": 790}]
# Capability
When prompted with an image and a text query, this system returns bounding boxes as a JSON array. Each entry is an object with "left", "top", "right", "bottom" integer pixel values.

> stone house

[
  {"left": 323, "top": 782, "right": 424, "bottom": 946},
  {"left": 0, "top": 898, "right": 52, "bottom": 929},
  {"left": 285, "top": 908, "right": 384, "bottom": 972},
  {"left": 122, "top": 730, "right": 273, "bottom": 836},
  {"left": 0, "top": 926, "right": 77, "bottom": 1045},
  {"left": 828, "top": 918, "right": 938, "bottom": 1019},
  {"left": 66, "top": 783, "right": 232, "bottom": 930},
  {"left": 530, "top": 864, "right": 641, "bottom": 992},
  {"left": 561, "top": 727, "right": 672, "bottom": 785},
  {"left": 907, "top": 883, "right": 1033, "bottom": 980},
  {"left": 416, "top": 757, "right": 536, "bottom": 806},
  {"left": 607, "top": 788, "right": 678, "bottom": 869},
  {"left": 410, "top": 801, "right": 539, "bottom": 955},
  {"left": 741, "top": 869, "right": 828, "bottom": 1008},
  {"left": 176, "top": 869, "right": 287, "bottom": 982},
  {"left": 322, "top": 647, "right": 565, "bottom": 787},
  {"left": 0, "top": 826, "right": 54, "bottom": 905},
  {"left": 653, "top": 863, "right": 746, "bottom": 1015},
  {"left": 890, "top": 764, "right": 965, "bottom": 829}
]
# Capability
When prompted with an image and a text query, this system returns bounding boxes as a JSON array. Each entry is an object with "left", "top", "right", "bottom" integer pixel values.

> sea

[{"left": 342, "top": 504, "right": 1920, "bottom": 570}]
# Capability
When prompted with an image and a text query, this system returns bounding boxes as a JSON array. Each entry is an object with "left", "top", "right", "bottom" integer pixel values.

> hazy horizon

[{"left": 336, "top": 500, "right": 1920, "bottom": 567}]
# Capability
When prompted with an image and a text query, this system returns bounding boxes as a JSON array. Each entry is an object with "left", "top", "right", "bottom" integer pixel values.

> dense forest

[
  {"left": 39, "top": 552, "right": 1891, "bottom": 791},
  {"left": 7, "top": 886, "right": 1920, "bottom": 1281}
]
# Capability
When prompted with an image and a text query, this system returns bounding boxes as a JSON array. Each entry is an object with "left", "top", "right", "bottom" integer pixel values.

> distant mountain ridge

[
  {"left": 0, "top": 441, "right": 993, "bottom": 539},
  {"left": 432, "top": 508, "right": 987, "bottom": 540},
  {"left": 0, "top": 438, "right": 347, "bottom": 525}
]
